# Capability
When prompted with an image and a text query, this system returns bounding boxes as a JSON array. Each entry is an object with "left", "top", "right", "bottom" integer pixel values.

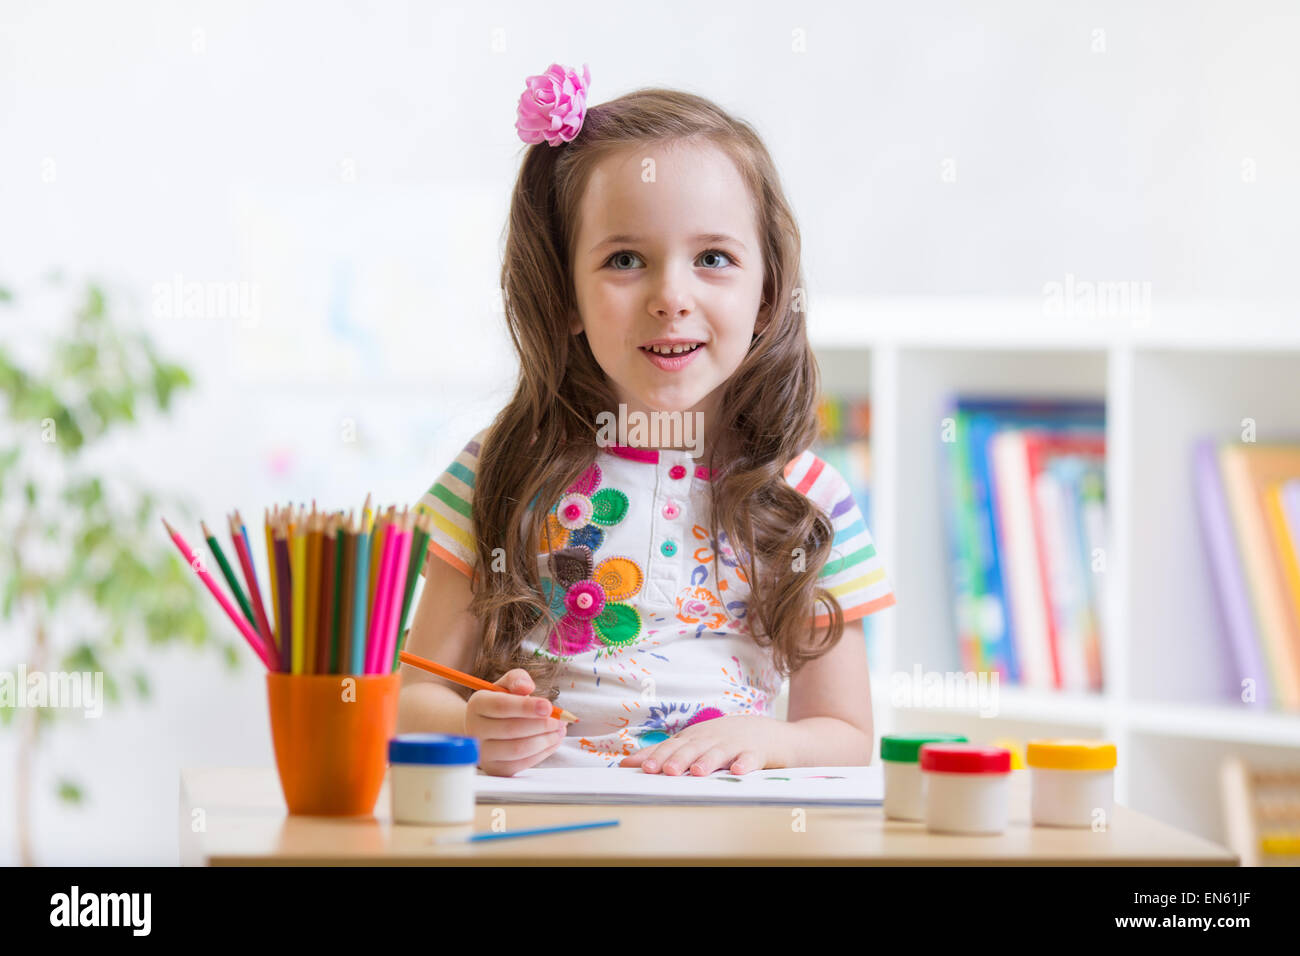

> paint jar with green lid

[{"left": 880, "top": 733, "right": 968, "bottom": 820}]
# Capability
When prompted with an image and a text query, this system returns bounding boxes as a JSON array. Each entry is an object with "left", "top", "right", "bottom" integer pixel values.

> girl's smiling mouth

[{"left": 638, "top": 339, "right": 705, "bottom": 371}]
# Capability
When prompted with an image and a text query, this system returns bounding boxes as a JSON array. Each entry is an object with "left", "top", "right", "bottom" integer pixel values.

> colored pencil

[
  {"left": 379, "top": 509, "right": 413, "bottom": 674},
  {"left": 434, "top": 820, "right": 619, "bottom": 844},
  {"left": 229, "top": 512, "right": 276, "bottom": 662},
  {"left": 265, "top": 507, "right": 281, "bottom": 653},
  {"left": 394, "top": 511, "right": 430, "bottom": 670},
  {"left": 239, "top": 521, "right": 254, "bottom": 585},
  {"left": 201, "top": 520, "right": 258, "bottom": 632},
  {"left": 368, "top": 509, "right": 387, "bottom": 615},
  {"left": 351, "top": 518, "right": 371, "bottom": 675},
  {"left": 274, "top": 520, "right": 293, "bottom": 673},
  {"left": 291, "top": 517, "right": 307, "bottom": 674},
  {"left": 336, "top": 513, "right": 355, "bottom": 675},
  {"left": 304, "top": 507, "right": 321, "bottom": 675},
  {"left": 161, "top": 518, "right": 275, "bottom": 669},
  {"left": 398, "top": 650, "right": 578, "bottom": 723},
  {"left": 366, "top": 514, "right": 401, "bottom": 674},
  {"left": 317, "top": 513, "right": 337, "bottom": 674},
  {"left": 326, "top": 514, "right": 343, "bottom": 674}
]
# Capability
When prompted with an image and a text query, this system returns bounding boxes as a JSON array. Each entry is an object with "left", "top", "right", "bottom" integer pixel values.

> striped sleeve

[
  {"left": 784, "top": 450, "right": 897, "bottom": 627},
  {"left": 414, "top": 429, "right": 487, "bottom": 579}
]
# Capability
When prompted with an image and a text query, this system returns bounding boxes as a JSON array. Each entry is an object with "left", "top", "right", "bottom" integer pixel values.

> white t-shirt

[{"left": 416, "top": 427, "right": 896, "bottom": 767}]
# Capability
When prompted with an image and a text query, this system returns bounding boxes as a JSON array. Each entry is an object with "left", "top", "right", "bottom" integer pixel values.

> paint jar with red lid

[{"left": 919, "top": 743, "right": 1012, "bottom": 835}]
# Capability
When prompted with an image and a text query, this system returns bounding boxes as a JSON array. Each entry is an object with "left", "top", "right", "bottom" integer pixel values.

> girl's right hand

[{"left": 466, "top": 669, "right": 567, "bottom": 776}]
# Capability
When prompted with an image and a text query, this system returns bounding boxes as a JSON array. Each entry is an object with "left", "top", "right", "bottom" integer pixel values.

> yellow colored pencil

[
  {"left": 291, "top": 518, "right": 307, "bottom": 674},
  {"left": 304, "top": 506, "right": 321, "bottom": 675},
  {"left": 368, "top": 508, "right": 389, "bottom": 614}
]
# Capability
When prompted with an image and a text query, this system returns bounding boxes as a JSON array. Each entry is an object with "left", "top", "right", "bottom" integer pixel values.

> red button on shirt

[{"left": 669, "top": 464, "right": 687, "bottom": 480}]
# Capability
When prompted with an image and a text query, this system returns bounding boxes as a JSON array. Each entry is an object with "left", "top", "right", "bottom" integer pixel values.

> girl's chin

[{"left": 627, "top": 381, "right": 711, "bottom": 407}]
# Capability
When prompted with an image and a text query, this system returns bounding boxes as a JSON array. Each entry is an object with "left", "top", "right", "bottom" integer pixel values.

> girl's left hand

[{"left": 618, "top": 715, "right": 783, "bottom": 775}]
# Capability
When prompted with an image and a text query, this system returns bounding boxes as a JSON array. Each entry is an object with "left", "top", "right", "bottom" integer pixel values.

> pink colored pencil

[
  {"left": 364, "top": 516, "right": 401, "bottom": 674},
  {"left": 162, "top": 517, "right": 276, "bottom": 670},
  {"left": 377, "top": 512, "right": 413, "bottom": 674}
]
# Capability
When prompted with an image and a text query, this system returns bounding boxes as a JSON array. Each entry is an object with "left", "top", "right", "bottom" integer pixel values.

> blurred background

[{"left": 2, "top": 0, "right": 1298, "bottom": 864}]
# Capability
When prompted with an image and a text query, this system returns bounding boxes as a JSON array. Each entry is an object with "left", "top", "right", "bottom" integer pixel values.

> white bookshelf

[{"left": 800, "top": 294, "right": 1300, "bottom": 848}]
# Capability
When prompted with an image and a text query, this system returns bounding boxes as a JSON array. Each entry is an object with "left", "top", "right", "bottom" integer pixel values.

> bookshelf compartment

[
  {"left": 892, "top": 347, "right": 1108, "bottom": 678},
  {"left": 1127, "top": 350, "right": 1300, "bottom": 709}
]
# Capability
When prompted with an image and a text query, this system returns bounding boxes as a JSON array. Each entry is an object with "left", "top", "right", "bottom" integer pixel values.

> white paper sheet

[{"left": 473, "top": 765, "right": 883, "bottom": 806}]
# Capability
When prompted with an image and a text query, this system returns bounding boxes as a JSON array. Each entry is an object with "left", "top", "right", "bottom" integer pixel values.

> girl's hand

[
  {"left": 618, "top": 715, "right": 784, "bottom": 776},
  {"left": 466, "top": 669, "right": 567, "bottom": 777}
]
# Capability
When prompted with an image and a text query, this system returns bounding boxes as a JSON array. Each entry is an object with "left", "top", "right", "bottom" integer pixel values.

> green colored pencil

[
  {"left": 202, "top": 520, "right": 257, "bottom": 630},
  {"left": 392, "top": 511, "right": 430, "bottom": 670}
]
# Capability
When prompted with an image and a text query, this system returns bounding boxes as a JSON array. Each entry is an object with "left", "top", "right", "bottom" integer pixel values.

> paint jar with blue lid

[{"left": 388, "top": 733, "right": 479, "bottom": 825}]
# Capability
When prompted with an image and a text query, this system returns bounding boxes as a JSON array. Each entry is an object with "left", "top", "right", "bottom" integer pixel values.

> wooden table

[{"left": 180, "top": 767, "right": 1238, "bottom": 866}]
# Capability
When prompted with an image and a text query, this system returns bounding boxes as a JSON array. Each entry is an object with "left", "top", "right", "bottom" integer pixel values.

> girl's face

[{"left": 569, "top": 140, "right": 767, "bottom": 452}]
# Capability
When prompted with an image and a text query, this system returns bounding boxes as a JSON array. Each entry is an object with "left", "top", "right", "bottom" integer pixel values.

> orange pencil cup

[{"left": 267, "top": 671, "right": 401, "bottom": 816}]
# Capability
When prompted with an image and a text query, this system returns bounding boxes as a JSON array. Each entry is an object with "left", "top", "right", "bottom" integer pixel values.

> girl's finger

[
  {"left": 485, "top": 733, "right": 565, "bottom": 777},
  {"left": 620, "top": 747, "right": 652, "bottom": 767},
  {"left": 641, "top": 743, "right": 678, "bottom": 773},
  {"left": 658, "top": 739, "right": 712, "bottom": 776},
  {"left": 730, "top": 749, "right": 763, "bottom": 774},
  {"left": 626, "top": 741, "right": 665, "bottom": 769},
  {"left": 686, "top": 745, "right": 732, "bottom": 776},
  {"left": 472, "top": 715, "right": 563, "bottom": 739},
  {"left": 490, "top": 726, "right": 566, "bottom": 763}
]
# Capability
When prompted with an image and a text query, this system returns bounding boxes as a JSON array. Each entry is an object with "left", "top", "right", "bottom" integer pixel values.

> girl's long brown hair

[{"left": 468, "top": 88, "right": 844, "bottom": 703}]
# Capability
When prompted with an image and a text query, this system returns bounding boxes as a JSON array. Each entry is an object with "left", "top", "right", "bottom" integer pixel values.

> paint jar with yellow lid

[{"left": 1026, "top": 739, "right": 1116, "bottom": 828}]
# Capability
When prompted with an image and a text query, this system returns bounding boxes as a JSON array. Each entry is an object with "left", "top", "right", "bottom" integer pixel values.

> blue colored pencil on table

[{"left": 437, "top": 819, "right": 620, "bottom": 843}]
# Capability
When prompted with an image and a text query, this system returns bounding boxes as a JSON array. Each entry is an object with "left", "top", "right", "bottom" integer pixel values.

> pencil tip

[{"left": 160, "top": 516, "right": 175, "bottom": 535}]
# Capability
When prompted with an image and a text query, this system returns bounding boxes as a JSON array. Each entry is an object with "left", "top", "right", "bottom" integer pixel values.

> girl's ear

[{"left": 568, "top": 309, "right": 584, "bottom": 335}]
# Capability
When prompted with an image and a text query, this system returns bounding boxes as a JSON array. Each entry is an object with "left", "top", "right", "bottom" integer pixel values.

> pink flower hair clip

[{"left": 515, "top": 62, "right": 591, "bottom": 146}]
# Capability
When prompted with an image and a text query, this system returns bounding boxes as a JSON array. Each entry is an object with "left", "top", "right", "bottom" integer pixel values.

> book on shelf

[
  {"left": 814, "top": 394, "right": 876, "bottom": 649},
  {"left": 1195, "top": 441, "right": 1300, "bottom": 711},
  {"left": 940, "top": 397, "right": 1107, "bottom": 692}
]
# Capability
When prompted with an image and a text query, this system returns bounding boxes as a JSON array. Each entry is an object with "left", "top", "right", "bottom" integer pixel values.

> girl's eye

[
  {"left": 608, "top": 251, "right": 643, "bottom": 270},
  {"left": 605, "top": 249, "right": 736, "bottom": 270}
]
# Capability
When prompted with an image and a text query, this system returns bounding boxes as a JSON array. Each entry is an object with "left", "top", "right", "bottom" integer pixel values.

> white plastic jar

[
  {"left": 920, "top": 744, "right": 1012, "bottom": 835},
  {"left": 880, "top": 733, "right": 967, "bottom": 821},
  {"left": 1026, "top": 739, "right": 1116, "bottom": 828},
  {"left": 388, "top": 733, "right": 479, "bottom": 825}
]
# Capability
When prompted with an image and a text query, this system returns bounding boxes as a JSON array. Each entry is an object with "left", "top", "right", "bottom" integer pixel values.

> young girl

[{"left": 400, "top": 62, "right": 896, "bottom": 776}]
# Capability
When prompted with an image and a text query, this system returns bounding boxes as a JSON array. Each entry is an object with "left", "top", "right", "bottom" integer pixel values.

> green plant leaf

[
  {"left": 82, "top": 285, "right": 105, "bottom": 321},
  {"left": 152, "top": 362, "right": 192, "bottom": 411},
  {"left": 56, "top": 779, "right": 84, "bottom": 804}
]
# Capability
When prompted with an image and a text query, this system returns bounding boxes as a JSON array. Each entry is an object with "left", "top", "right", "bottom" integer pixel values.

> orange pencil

[{"left": 398, "top": 649, "right": 578, "bottom": 723}]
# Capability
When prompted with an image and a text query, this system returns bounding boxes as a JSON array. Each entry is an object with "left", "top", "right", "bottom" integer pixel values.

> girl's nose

[{"left": 648, "top": 264, "right": 695, "bottom": 320}]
